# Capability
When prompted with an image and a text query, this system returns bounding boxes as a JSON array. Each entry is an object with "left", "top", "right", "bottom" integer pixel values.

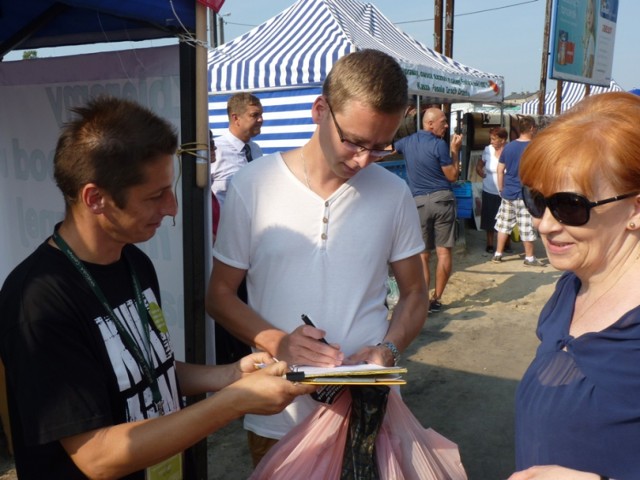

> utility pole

[
  {"left": 444, "top": 0, "right": 454, "bottom": 59},
  {"left": 555, "top": 80, "right": 563, "bottom": 115},
  {"left": 434, "top": 0, "right": 443, "bottom": 53},
  {"left": 442, "top": 0, "right": 454, "bottom": 135},
  {"left": 537, "top": 0, "right": 553, "bottom": 116},
  {"left": 209, "top": 9, "right": 218, "bottom": 47},
  {"left": 218, "top": 15, "right": 225, "bottom": 45}
]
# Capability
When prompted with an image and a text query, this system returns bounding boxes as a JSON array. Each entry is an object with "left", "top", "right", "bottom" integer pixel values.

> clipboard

[{"left": 286, "top": 364, "right": 407, "bottom": 385}]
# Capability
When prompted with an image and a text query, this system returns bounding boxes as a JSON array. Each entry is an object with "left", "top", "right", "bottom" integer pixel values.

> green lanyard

[{"left": 52, "top": 229, "right": 165, "bottom": 416}]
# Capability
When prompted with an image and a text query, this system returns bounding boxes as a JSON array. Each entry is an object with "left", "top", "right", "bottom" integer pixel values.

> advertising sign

[{"left": 551, "top": 0, "right": 619, "bottom": 87}]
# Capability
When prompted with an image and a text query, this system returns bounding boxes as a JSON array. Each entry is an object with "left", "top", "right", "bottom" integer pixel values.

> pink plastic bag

[{"left": 250, "top": 389, "right": 467, "bottom": 480}]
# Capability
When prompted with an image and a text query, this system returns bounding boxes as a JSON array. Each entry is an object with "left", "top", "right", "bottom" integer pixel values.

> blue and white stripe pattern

[
  {"left": 207, "top": 0, "right": 506, "bottom": 153},
  {"left": 209, "top": 87, "right": 321, "bottom": 155},
  {"left": 208, "top": 0, "right": 352, "bottom": 93},
  {"left": 207, "top": 0, "right": 504, "bottom": 99},
  {"left": 521, "top": 80, "right": 623, "bottom": 115}
]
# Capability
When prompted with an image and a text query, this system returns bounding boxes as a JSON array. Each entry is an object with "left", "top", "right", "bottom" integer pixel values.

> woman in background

[
  {"left": 476, "top": 127, "right": 508, "bottom": 253},
  {"left": 509, "top": 92, "right": 640, "bottom": 479}
]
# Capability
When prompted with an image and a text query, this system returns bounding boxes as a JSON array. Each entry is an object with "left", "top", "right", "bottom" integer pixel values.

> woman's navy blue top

[{"left": 515, "top": 272, "right": 640, "bottom": 479}]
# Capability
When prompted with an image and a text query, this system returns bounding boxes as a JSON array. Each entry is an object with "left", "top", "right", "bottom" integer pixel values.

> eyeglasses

[
  {"left": 522, "top": 185, "right": 639, "bottom": 226},
  {"left": 326, "top": 101, "right": 393, "bottom": 158}
]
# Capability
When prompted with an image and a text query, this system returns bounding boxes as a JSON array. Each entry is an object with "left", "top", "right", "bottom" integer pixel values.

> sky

[
  {"left": 213, "top": 0, "right": 638, "bottom": 94},
  {"left": 4, "top": 0, "right": 637, "bottom": 94}
]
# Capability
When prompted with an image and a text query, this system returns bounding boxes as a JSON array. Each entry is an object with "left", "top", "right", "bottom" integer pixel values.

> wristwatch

[{"left": 377, "top": 341, "right": 400, "bottom": 366}]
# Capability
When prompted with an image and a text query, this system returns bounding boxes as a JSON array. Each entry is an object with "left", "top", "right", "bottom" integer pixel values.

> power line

[{"left": 395, "top": 0, "right": 540, "bottom": 25}]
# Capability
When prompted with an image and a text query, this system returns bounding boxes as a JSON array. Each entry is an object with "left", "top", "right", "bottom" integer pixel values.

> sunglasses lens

[
  {"left": 523, "top": 187, "right": 546, "bottom": 218},
  {"left": 551, "top": 193, "right": 589, "bottom": 226}
]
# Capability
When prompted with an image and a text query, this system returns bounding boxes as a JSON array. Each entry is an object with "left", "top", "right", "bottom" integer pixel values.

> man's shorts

[
  {"left": 494, "top": 198, "right": 537, "bottom": 242},
  {"left": 414, "top": 190, "right": 457, "bottom": 251}
]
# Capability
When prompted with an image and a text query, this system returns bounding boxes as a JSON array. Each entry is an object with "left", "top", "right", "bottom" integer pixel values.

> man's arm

[
  {"left": 442, "top": 133, "right": 463, "bottom": 182},
  {"left": 205, "top": 258, "right": 344, "bottom": 367},
  {"left": 381, "top": 254, "right": 427, "bottom": 356},
  {"left": 497, "top": 162, "right": 506, "bottom": 193},
  {"left": 345, "top": 254, "right": 427, "bottom": 366},
  {"left": 60, "top": 359, "right": 315, "bottom": 479}
]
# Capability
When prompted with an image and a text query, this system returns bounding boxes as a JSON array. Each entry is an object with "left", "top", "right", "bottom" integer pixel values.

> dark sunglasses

[{"left": 522, "top": 186, "right": 639, "bottom": 226}]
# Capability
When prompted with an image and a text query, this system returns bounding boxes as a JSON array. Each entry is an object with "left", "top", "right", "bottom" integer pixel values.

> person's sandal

[
  {"left": 429, "top": 299, "right": 442, "bottom": 313},
  {"left": 523, "top": 258, "right": 544, "bottom": 267}
]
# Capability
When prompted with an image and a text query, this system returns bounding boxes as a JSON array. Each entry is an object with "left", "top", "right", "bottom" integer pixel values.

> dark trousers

[{"left": 214, "top": 278, "right": 252, "bottom": 364}]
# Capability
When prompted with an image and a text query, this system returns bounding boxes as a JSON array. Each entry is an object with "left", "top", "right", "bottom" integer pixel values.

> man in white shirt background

[{"left": 211, "top": 92, "right": 264, "bottom": 207}]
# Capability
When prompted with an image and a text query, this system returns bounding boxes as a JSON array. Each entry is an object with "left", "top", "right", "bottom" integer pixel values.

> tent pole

[{"left": 180, "top": 2, "right": 208, "bottom": 478}]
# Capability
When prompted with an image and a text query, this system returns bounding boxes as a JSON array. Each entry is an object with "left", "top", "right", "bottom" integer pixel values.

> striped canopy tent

[
  {"left": 521, "top": 80, "right": 623, "bottom": 116},
  {"left": 207, "top": 0, "right": 504, "bottom": 154}
]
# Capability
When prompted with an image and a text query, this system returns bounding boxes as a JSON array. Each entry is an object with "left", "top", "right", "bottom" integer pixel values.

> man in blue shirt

[
  {"left": 493, "top": 115, "right": 542, "bottom": 266},
  {"left": 394, "top": 108, "right": 462, "bottom": 312}
]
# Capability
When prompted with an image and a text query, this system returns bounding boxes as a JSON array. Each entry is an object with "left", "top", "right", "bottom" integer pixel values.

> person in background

[
  {"left": 476, "top": 126, "right": 509, "bottom": 254},
  {"left": 394, "top": 107, "right": 463, "bottom": 312},
  {"left": 210, "top": 92, "right": 263, "bottom": 207},
  {"left": 509, "top": 92, "right": 640, "bottom": 480},
  {"left": 211, "top": 94, "right": 263, "bottom": 365},
  {"left": 492, "top": 115, "right": 542, "bottom": 266},
  {"left": 0, "top": 96, "right": 314, "bottom": 480},
  {"left": 206, "top": 49, "right": 427, "bottom": 466}
]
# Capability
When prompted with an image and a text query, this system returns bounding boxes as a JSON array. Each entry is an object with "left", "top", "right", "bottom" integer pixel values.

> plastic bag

[
  {"left": 386, "top": 276, "right": 400, "bottom": 307},
  {"left": 510, "top": 225, "right": 521, "bottom": 243},
  {"left": 249, "top": 389, "right": 467, "bottom": 480}
]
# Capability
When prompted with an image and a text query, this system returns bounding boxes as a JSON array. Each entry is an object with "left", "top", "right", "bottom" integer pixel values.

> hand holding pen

[
  {"left": 294, "top": 314, "right": 344, "bottom": 367},
  {"left": 301, "top": 314, "right": 330, "bottom": 345}
]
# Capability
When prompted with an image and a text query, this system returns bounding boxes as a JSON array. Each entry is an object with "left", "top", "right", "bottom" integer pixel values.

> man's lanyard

[{"left": 52, "top": 229, "right": 165, "bottom": 415}]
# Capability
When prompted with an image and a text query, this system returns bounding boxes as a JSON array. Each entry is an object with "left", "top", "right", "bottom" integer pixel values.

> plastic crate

[
  {"left": 453, "top": 182, "right": 473, "bottom": 219},
  {"left": 378, "top": 159, "right": 407, "bottom": 182},
  {"left": 457, "top": 207, "right": 473, "bottom": 219},
  {"left": 452, "top": 181, "right": 472, "bottom": 198}
]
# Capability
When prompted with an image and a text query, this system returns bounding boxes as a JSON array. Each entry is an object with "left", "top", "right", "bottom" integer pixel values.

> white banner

[
  {"left": 0, "top": 45, "right": 188, "bottom": 359},
  {"left": 402, "top": 63, "right": 504, "bottom": 103}
]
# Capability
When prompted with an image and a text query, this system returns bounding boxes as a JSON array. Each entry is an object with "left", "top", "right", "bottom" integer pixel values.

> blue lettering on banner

[
  {"left": 11, "top": 139, "right": 54, "bottom": 182},
  {"left": 15, "top": 197, "right": 63, "bottom": 248},
  {"left": 46, "top": 77, "right": 180, "bottom": 128}
]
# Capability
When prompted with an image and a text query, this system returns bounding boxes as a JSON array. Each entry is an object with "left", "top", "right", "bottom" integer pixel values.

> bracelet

[{"left": 377, "top": 341, "right": 400, "bottom": 366}]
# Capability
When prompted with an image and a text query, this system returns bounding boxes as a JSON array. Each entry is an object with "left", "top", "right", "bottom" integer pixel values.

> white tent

[
  {"left": 521, "top": 80, "right": 623, "bottom": 115},
  {"left": 207, "top": 0, "right": 504, "bottom": 154}
]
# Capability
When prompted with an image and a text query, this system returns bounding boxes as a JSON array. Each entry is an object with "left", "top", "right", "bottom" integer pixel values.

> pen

[
  {"left": 253, "top": 357, "right": 280, "bottom": 369},
  {"left": 301, "top": 314, "right": 330, "bottom": 345}
]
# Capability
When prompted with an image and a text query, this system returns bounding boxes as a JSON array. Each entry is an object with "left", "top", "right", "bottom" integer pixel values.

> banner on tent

[{"left": 403, "top": 63, "right": 503, "bottom": 103}]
